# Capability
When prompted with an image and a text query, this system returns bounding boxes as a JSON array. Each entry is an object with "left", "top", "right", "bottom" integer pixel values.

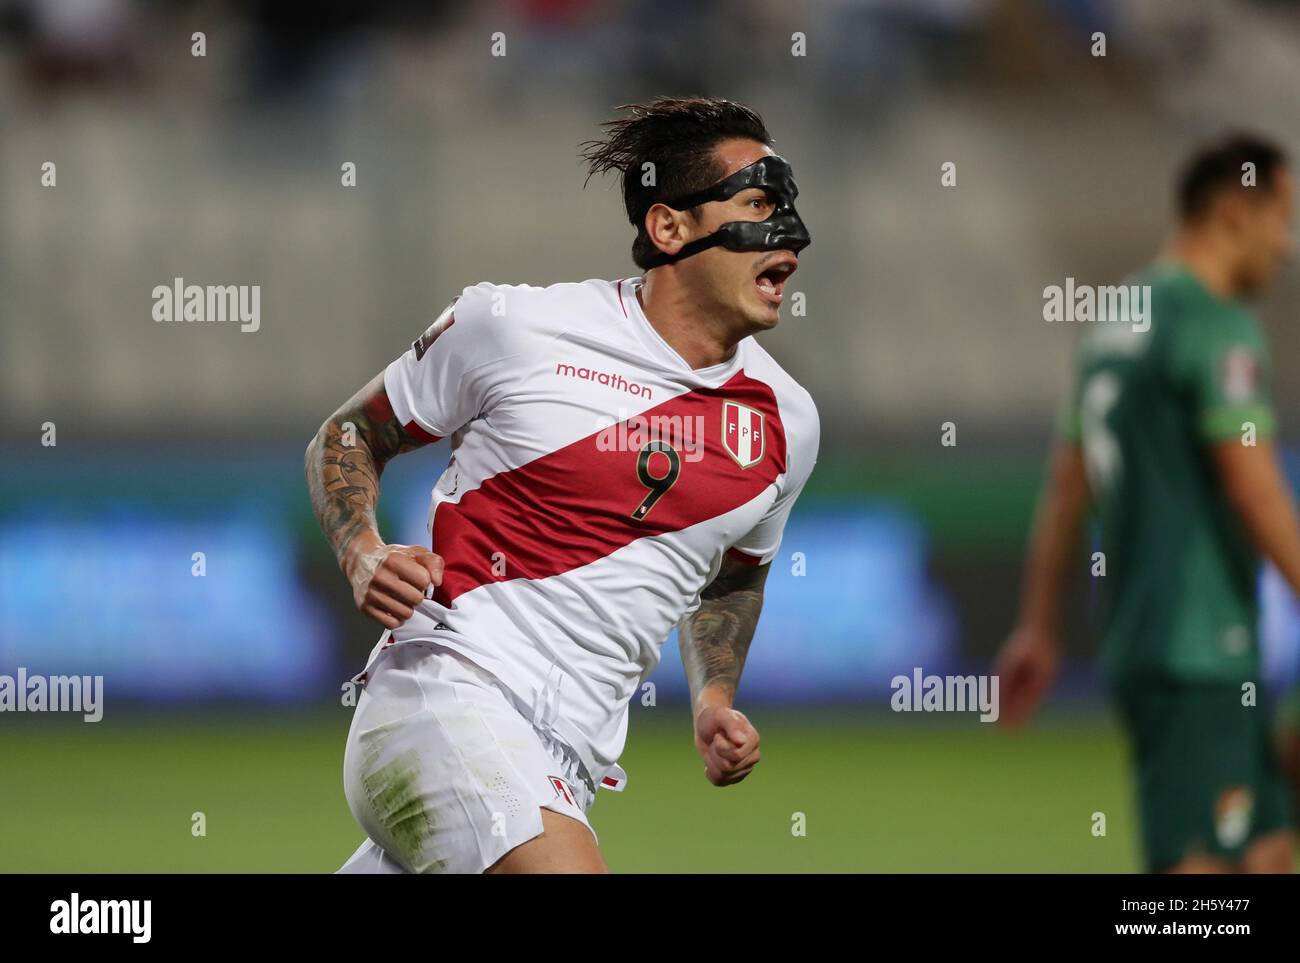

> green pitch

[{"left": 0, "top": 708, "right": 1139, "bottom": 872}]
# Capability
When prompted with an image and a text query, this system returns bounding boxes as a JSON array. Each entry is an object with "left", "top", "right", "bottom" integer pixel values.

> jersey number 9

[{"left": 631, "top": 441, "right": 682, "bottom": 521}]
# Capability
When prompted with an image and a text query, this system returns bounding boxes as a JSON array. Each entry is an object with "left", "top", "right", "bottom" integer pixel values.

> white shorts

[{"left": 337, "top": 641, "right": 597, "bottom": 874}]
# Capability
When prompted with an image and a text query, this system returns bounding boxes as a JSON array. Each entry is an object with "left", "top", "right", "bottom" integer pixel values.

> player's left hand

[
  {"left": 994, "top": 624, "right": 1061, "bottom": 727},
  {"left": 694, "top": 705, "right": 761, "bottom": 786}
]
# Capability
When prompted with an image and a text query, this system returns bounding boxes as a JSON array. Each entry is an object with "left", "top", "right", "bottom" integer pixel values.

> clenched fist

[
  {"left": 694, "top": 705, "right": 761, "bottom": 787},
  {"left": 345, "top": 539, "right": 445, "bottom": 630}
]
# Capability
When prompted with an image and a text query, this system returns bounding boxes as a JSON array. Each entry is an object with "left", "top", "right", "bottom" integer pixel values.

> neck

[
  {"left": 1163, "top": 230, "right": 1238, "bottom": 300},
  {"left": 637, "top": 269, "right": 744, "bottom": 370}
]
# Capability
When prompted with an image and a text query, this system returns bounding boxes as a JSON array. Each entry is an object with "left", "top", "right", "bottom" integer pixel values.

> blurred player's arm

[
  {"left": 996, "top": 442, "right": 1091, "bottom": 725},
  {"left": 305, "top": 370, "right": 443, "bottom": 629},
  {"left": 678, "top": 554, "right": 768, "bottom": 786},
  {"left": 1214, "top": 439, "right": 1300, "bottom": 821},
  {"left": 1213, "top": 439, "right": 1300, "bottom": 594}
]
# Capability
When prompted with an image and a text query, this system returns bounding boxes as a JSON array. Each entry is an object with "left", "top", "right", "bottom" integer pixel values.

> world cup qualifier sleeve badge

[
  {"left": 1220, "top": 345, "right": 1261, "bottom": 405},
  {"left": 412, "top": 299, "right": 458, "bottom": 360},
  {"left": 722, "top": 401, "right": 765, "bottom": 469}
]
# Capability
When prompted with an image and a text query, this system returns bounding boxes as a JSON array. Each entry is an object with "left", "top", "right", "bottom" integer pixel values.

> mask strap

[
  {"left": 638, "top": 156, "right": 798, "bottom": 268},
  {"left": 641, "top": 232, "right": 727, "bottom": 269}
]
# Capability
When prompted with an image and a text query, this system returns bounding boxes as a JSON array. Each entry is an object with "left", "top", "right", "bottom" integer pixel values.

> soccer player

[
  {"left": 997, "top": 135, "right": 1297, "bottom": 873},
  {"left": 304, "top": 97, "right": 819, "bottom": 873}
]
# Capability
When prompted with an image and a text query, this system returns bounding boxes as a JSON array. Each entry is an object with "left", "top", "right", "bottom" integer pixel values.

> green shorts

[{"left": 1111, "top": 677, "right": 1292, "bottom": 871}]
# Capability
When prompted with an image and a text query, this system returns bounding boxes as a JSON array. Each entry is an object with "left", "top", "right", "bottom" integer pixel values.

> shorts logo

[
  {"left": 1214, "top": 786, "right": 1254, "bottom": 849},
  {"left": 548, "top": 775, "right": 577, "bottom": 807},
  {"left": 722, "top": 401, "right": 765, "bottom": 469}
]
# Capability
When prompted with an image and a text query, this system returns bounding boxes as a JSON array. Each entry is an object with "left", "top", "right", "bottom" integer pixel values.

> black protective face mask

[{"left": 642, "top": 155, "right": 811, "bottom": 268}]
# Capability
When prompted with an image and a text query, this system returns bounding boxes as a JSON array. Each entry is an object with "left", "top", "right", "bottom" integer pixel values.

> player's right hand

[
  {"left": 694, "top": 705, "right": 762, "bottom": 786},
  {"left": 994, "top": 625, "right": 1060, "bottom": 727},
  {"left": 347, "top": 542, "right": 445, "bottom": 629}
]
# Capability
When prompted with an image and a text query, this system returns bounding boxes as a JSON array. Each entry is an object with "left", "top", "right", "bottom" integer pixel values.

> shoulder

[
  {"left": 743, "top": 339, "right": 818, "bottom": 423},
  {"left": 451, "top": 278, "right": 627, "bottom": 344},
  {"left": 1167, "top": 298, "right": 1265, "bottom": 360},
  {"left": 741, "top": 339, "right": 820, "bottom": 474},
  {"left": 456, "top": 278, "right": 625, "bottom": 319},
  {"left": 1144, "top": 267, "right": 1257, "bottom": 340},
  {"left": 1220, "top": 304, "right": 1266, "bottom": 344}
]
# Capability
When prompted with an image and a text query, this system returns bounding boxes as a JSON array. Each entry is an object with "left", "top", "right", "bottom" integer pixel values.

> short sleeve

[
  {"left": 1170, "top": 313, "right": 1275, "bottom": 443},
  {"left": 728, "top": 400, "right": 820, "bottom": 566},
  {"left": 383, "top": 283, "right": 518, "bottom": 440}
]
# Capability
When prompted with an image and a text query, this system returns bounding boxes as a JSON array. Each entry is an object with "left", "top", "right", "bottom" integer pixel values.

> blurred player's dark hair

[
  {"left": 581, "top": 97, "right": 772, "bottom": 269},
  {"left": 1178, "top": 133, "right": 1289, "bottom": 222}
]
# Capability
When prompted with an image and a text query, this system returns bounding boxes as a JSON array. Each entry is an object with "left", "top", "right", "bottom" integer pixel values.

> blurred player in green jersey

[
  {"left": 1280, "top": 686, "right": 1300, "bottom": 829},
  {"left": 998, "top": 134, "right": 1297, "bottom": 873}
]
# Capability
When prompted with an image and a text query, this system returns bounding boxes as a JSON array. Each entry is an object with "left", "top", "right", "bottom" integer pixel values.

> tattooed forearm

[
  {"left": 678, "top": 557, "right": 770, "bottom": 709},
  {"left": 305, "top": 371, "right": 430, "bottom": 569}
]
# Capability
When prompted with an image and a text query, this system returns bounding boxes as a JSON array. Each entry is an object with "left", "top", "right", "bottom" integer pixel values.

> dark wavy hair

[{"left": 581, "top": 97, "right": 773, "bottom": 269}]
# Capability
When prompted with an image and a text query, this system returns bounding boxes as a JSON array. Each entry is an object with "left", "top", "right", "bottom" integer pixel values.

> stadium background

[{"left": 3, "top": 0, "right": 1300, "bottom": 871}]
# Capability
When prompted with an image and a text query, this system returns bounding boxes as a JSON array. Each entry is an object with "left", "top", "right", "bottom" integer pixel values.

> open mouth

[{"left": 754, "top": 256, "right": 798, "bottom": 305}]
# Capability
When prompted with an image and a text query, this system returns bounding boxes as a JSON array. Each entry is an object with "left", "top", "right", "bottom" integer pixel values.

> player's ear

[{"left": 644, "top": 203, "right": 688, "bottom": 259}]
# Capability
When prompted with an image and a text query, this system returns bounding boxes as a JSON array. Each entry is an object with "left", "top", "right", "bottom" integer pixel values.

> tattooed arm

[
  {"left": 678, "top": 554, "right": 770, "bottom": 786},
  {"left": 305, "top": 371, "right": 444, "bottom": 629}
]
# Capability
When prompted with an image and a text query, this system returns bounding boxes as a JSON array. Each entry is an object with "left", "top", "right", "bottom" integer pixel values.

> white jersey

[{"left": 357, "top": 276, "right": 819, "bottom": 793}]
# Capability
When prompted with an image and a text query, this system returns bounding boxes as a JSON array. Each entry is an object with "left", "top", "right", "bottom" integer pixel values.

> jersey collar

[{"left": 618, "top": 276, "right": 746, "bottom": 384}]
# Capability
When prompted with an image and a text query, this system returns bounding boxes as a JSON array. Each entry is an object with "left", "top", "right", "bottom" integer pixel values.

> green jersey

[{"left": 1058, "top": 263, "right": 1276, "bottom": 683}]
